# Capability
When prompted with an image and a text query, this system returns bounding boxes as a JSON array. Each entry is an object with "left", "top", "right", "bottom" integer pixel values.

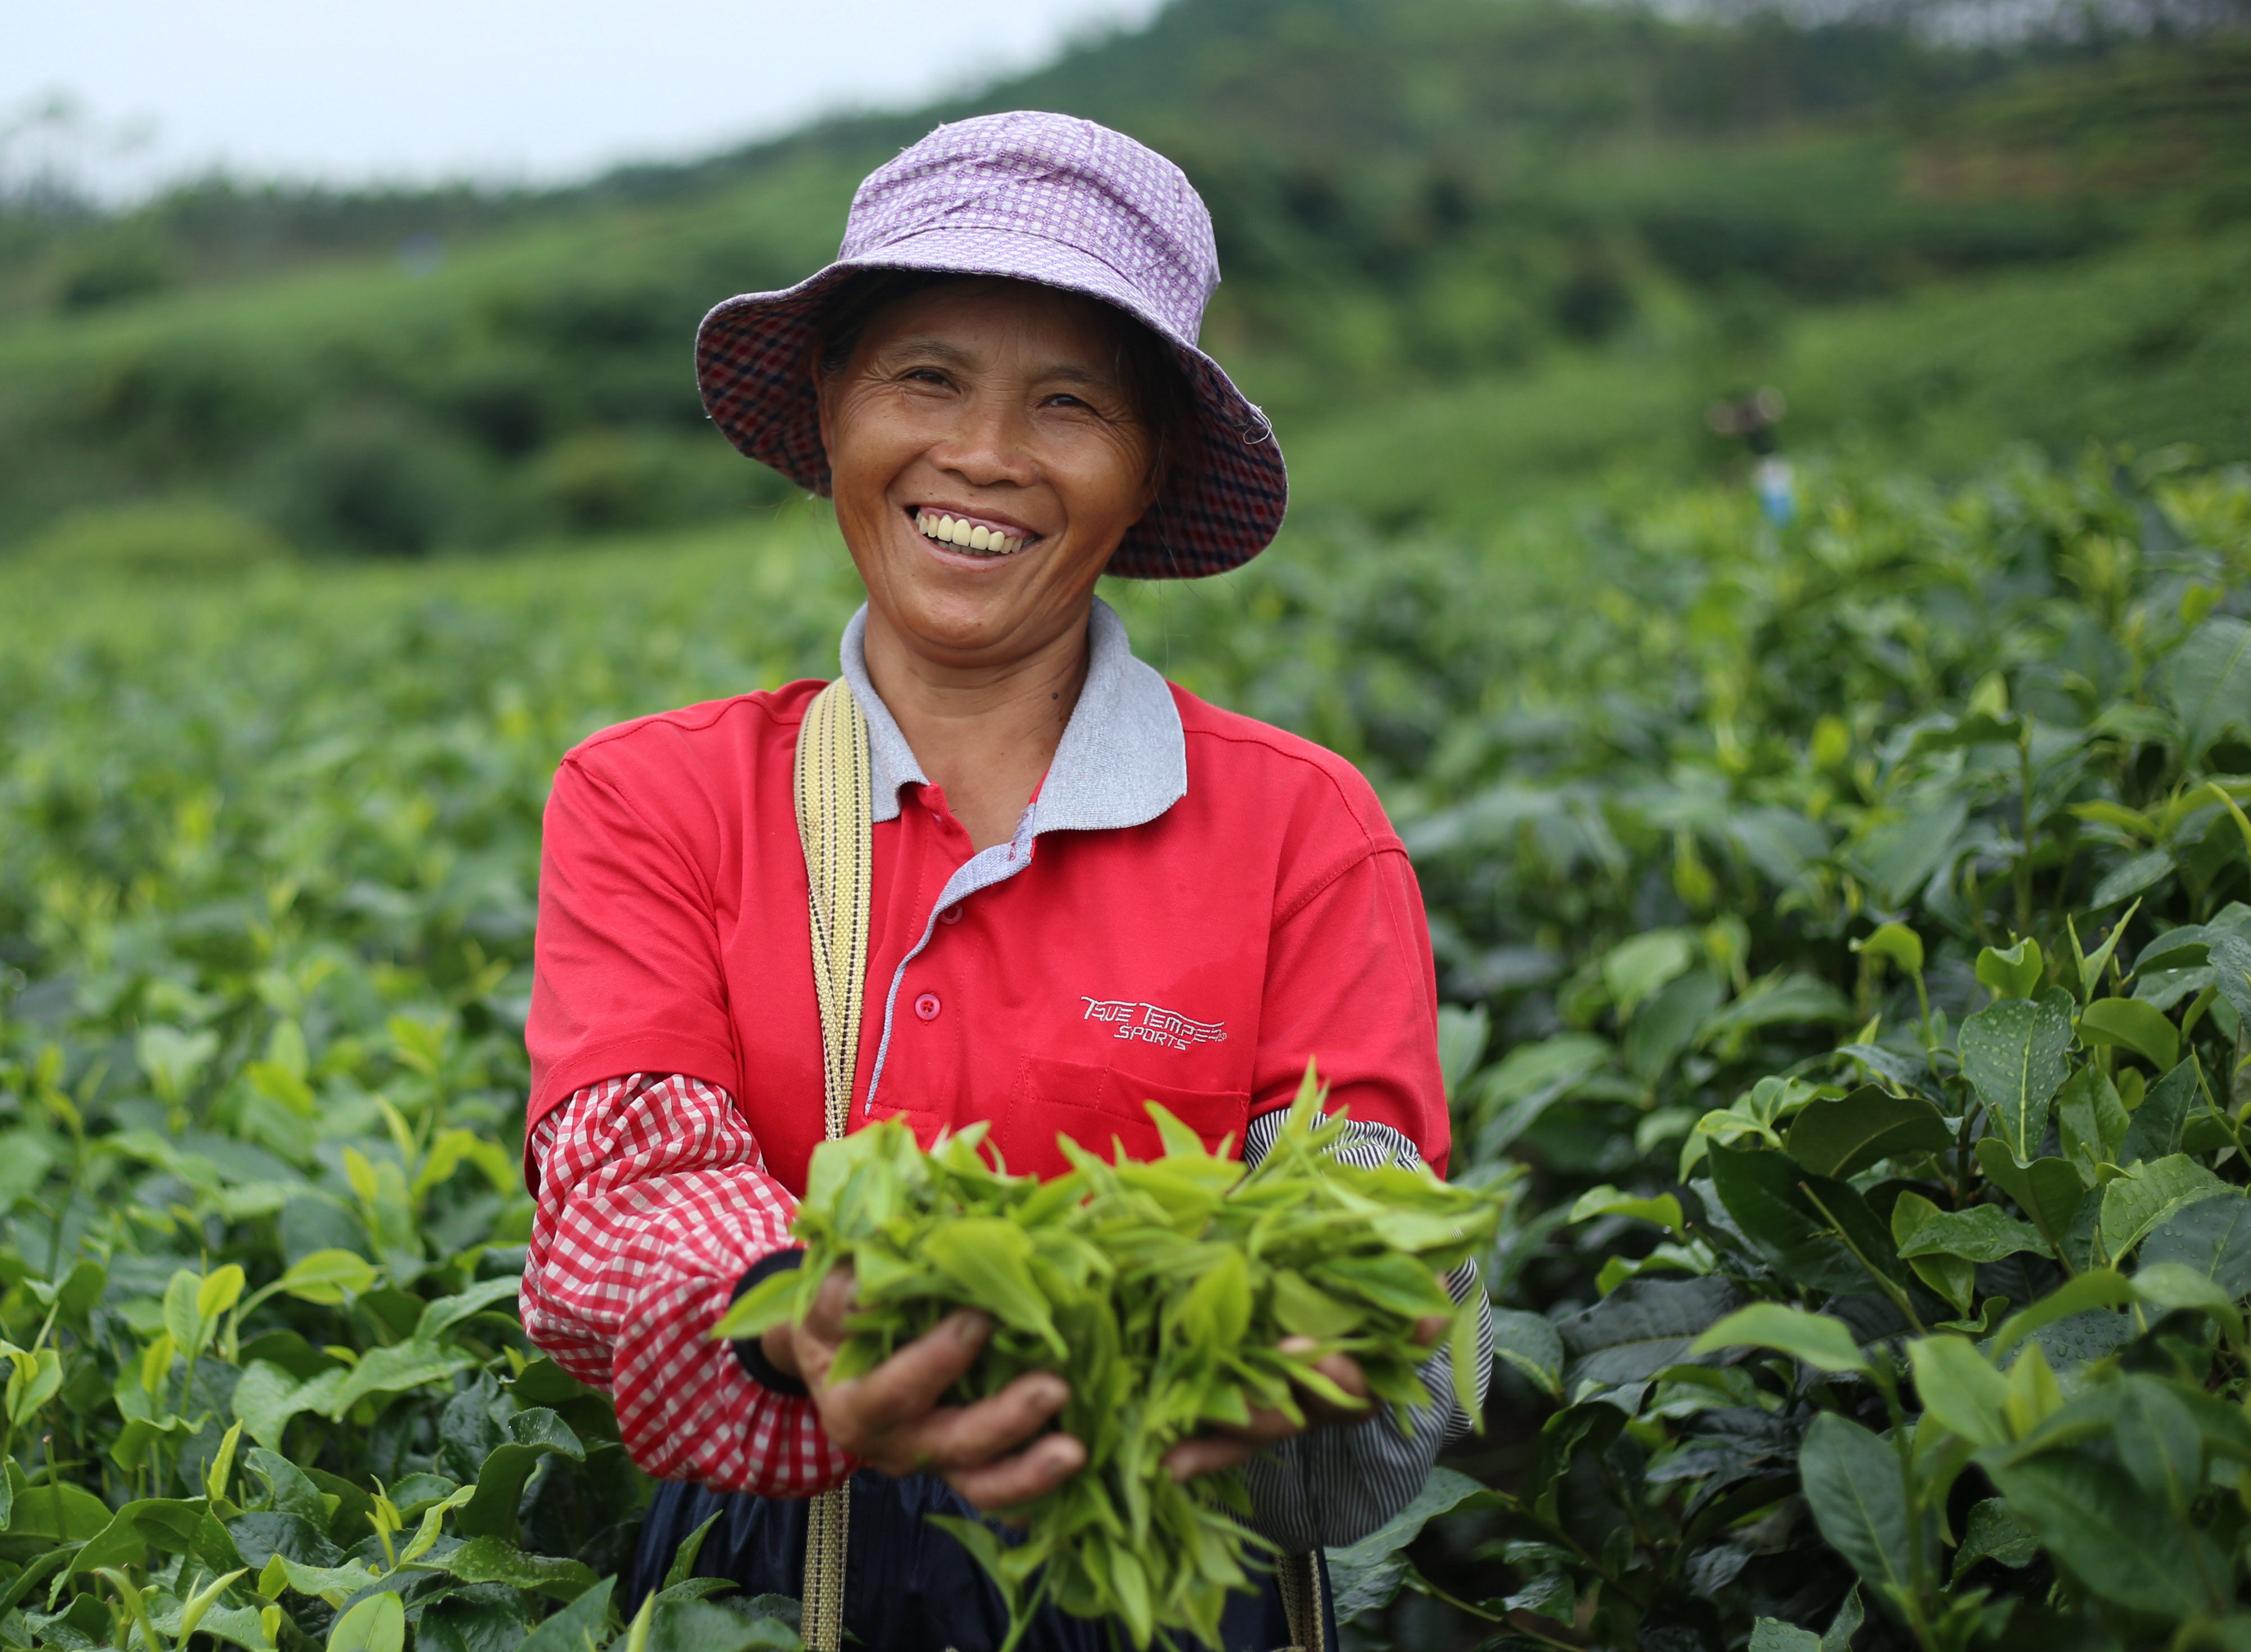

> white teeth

[{"left": 917, "top": 511, "right": 1025, "bottom": 556}]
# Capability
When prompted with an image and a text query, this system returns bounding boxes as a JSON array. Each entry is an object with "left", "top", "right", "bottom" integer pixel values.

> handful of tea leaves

[{"left": 713, "top": 1071, "right": 1498, "bottom": 1651}]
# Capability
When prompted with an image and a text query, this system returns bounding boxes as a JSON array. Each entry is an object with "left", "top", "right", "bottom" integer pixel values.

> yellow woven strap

[
  {"left": 791, "top": 677, "right": 872, "bottom": 1652},
  {"left": 801, "top": 1489, "right": 851, "bottom": 1652},
  {"left": 793, "top": 677, "right": 873, "bottom": 1144},
  {"left": 1277, "top": 1552, "right": 1326, "bottom": 1652}
]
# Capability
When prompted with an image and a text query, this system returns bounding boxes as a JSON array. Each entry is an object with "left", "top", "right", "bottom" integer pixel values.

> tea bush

[
  {"left": 0, "top": 446, "right": 2246, "bottom": 1649},
  {"left": 715, "top": 1093, "right": 1497, "bottom": 1651},
  {"left": 1304, "top": 457, "right": 2251, "bottom": 1650},
  {"left": 0, "top": 524, "right": 857, "bottom": 1651}
]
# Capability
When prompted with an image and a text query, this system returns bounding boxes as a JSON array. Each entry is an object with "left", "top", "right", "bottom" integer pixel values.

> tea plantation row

[{"left": 0, "top": 445, "right": 2246, "bottom": 1649}]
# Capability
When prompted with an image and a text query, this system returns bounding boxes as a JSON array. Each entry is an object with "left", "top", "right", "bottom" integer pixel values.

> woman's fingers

[
  {"left": 895, "top": 1370, "right": 1073, "bottom": 1469},
  {"left": 819, "top": 1309, "right": 992, "bottom": 1443},
  {"left": 1277, "top": 1335, "right": 1372, "bottom": 1426},
  {"left": 799, "top": 1264, "right": 862, "bottom": 1340},
  {"left": 1234, "top": 1399, "right": 1304, "bottom": 1445},
  {"left": 786, "top": 1266, "right": 864, "bottom": 1391},
  {"left": 968, "top": 1314, "right": 1455, "bottom": 1503},
  {"left": 811, "top": 1290, "right": 1440, "bottom": 1496},
  {"left": 818, "top": 1312, "right": 1077, "bottom": 1484},
  {"left": 947, "top": 1430, "right": 1087, "bottom": 1512},
  {"left": 1163, "top": 1337, "right": 1388, "bottom": 1483},
  {"left": 1162, "top": 1435, "right": 1255, "bottom": 1482}
]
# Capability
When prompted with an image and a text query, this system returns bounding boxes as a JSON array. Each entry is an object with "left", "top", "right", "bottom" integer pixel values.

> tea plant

[
  {"left": 0, "top": 537, "right": 850, "bottom": 1644},
  {"left": 0, "top": 448, "right": 2246, "bottom": 1649},
  {"left": 1319, "top": 457, "right": 2251, "bottom": 1649},
  {"left": 718, "top": 1081, "right": 1498, "bottom": 1650}
]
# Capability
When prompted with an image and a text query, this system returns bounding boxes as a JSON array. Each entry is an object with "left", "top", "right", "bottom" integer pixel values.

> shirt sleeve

[
  {"left": 524, "top": 753, "right": 744, "bottom": 1137},
  {"left": 519, "top": 1072, "right": 857, "bottom": 1497},
  {"left": 1251, "top": 842, "right": 1452, "bottom": 1173},
  {"left": 1235, "top": 1112, "right": 1493, "bottom": 1553}
]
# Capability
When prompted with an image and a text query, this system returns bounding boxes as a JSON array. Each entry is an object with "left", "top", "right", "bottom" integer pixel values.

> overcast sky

[{"left": 2, "top": 0, "right": 1167, "bottom": 199}]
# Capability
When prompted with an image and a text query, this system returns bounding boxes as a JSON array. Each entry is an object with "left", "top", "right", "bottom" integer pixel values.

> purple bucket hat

[{"left": 694, "top": 110, "right": 1285, "bottom": 578}]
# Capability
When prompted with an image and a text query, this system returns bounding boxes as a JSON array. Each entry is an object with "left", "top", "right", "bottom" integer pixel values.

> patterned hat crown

[
  {"left": 838, "top": 114, "right": 1217, "bottom": 349},
  {"left": 694, "top": 111, "right": 1287, "bottom": 579}
]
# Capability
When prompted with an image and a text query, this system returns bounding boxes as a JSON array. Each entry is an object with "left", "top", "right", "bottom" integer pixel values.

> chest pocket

[{"left": 999, "top": 1053, "right": 1248, "bottom": 1181}]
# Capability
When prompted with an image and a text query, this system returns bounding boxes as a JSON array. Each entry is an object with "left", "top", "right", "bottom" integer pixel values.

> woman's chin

[
  {"left": 862, "top": 537, "right": 1111, "bottom": 660},
  {"left": 893, "top": 595, "right": 1042, "bottom": 660}
]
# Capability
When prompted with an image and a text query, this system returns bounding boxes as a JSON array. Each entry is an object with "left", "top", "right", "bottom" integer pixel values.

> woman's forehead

[{"left": 857, "top": 279, "right": 1129, "bottom": 369}]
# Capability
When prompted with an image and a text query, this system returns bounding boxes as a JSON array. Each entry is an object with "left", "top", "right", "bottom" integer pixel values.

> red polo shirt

[{"left": 526, "top": 603, "right": 1447, "bottom": 1193}]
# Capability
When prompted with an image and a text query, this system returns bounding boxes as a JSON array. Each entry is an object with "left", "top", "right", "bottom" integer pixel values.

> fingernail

[{"left": 951, "top": 1311, "right": 990, "bottom": 1346}]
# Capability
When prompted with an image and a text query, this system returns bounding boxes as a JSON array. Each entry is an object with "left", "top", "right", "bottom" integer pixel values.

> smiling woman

[
  {"left": 515, "top": 111, "right": 1490, "bottom": 1652},
  {"left": 820, "top": 279, "right": 1164, "bottom": 567},
  {"left": 818, "top": 277, "right": 1174, "bottom": 849},
  {"left": 810, "top": 265, "right": 1199, "bottom": 493}
]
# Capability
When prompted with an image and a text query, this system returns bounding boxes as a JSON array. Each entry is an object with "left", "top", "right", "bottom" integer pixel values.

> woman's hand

[
  {"left": 761, "top": 1265, "right": 1087, "bottom": 1512},
  {"left": 1158, "top": 1313, "right": 1450, "bottom": 1482}
]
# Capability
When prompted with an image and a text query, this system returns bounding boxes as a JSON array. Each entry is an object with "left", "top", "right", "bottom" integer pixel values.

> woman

[{"left": 520, "top": 111, "right": 1488, "bottom": 1652}]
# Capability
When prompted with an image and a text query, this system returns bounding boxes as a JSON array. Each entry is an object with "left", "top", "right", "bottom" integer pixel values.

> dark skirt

[{"left": 629, "top": 1473, "right": 1338, "bottom": 1652}]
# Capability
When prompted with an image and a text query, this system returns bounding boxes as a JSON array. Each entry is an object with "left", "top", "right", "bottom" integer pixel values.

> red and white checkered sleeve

[{"left": 519, "top": 1072, "right": 858, "bottom": 1497}]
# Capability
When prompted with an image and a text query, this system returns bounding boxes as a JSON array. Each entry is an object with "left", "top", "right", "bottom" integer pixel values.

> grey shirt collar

[{"left": 836, "top": 596, "right": 1186, "bottom": 833}]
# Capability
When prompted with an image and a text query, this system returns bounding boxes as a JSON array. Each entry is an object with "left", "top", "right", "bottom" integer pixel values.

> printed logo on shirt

[{"left": 1081, "top": 997, "right": 1227, "bottom": 1052}]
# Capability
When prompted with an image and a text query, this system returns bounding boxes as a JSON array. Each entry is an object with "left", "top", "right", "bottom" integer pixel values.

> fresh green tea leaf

[
  {"left": 1783, "top": 1085, "right": 1951, "bottom": 1179},
  {"left": 1798, "top": 1413, "right": 1924, "bottom": 1600},
  {"left": 1894, "top": 1204, "right": 2050, "bottom": 1264},
  {"left": 1691, "top": 1304, "right": 1867, "bottom": 1373},
  {"left": 2078, "top": 997, "right": 2180, "bottom": 1071},
  {"left": 1958, "top": 996, "right": 2074, "bottom": 1165}
]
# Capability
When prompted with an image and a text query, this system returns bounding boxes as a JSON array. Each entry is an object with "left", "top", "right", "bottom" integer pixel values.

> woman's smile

[
  {"left": 908, "top": 505, "right": 1038, "bottom": 560},
  {"left": 817, "top": 277, "right": 1158, "bottom": 666}
]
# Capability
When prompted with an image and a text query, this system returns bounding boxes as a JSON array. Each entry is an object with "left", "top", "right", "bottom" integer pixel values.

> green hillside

[{"left": 2, "top": 0, "right": 2248, "bottom": 557}]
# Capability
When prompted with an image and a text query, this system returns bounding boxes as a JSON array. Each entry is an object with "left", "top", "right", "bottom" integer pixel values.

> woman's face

[{"left": 817, "top": 278, "right": 1159, "bottom": 671}]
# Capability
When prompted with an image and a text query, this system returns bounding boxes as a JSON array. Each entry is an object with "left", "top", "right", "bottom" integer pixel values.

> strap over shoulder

[
  {"left": 793, "top": 676, "right": 874, "bottom": 1147},
  {"left": 791, "top": 676, "right": 873, "bottom": 1651},
  {"left": 786, "top": 675, "right": 1325, "bottom": 1652}
]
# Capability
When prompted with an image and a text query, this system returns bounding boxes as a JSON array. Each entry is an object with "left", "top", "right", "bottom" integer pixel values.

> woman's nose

[{"left": 932, "top": 392, "right": 1035, "bottom": 486}]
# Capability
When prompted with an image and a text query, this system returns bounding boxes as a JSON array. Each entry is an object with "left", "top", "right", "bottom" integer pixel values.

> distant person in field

[{"left": 517, "top": 111, "right": 1490, "bottom": 1652}]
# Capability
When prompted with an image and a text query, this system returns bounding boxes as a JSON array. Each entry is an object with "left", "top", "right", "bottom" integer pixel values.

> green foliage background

[
  {"left": 3, "top": 0, "right": 2250, "bottom": 557},
  {"left": 3, "top": 1, "right": 2251, "bottom": 1648},
  {"left": 4, "top": 447, "right": 2249, "bottom": 1649}
]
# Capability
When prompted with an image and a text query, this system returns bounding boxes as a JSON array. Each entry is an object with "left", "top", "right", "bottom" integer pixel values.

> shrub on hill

[
  {"left": 17, "top": 500, "right": 290, "bottom": 576},
  {"left": 2, "top": 2, "right": 2246, "bottom": 555}
]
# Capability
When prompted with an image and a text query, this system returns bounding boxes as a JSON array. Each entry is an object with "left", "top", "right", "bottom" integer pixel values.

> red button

[
  {"left": 914, "top": 992, "right": 941, "bottom": 1021},
  {"left": 939, "top": 904, "right": 964, "bottom": 925}
]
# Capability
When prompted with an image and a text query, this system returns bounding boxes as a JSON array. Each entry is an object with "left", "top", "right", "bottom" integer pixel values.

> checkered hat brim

[{"left": 693, "top": 113, "right": 1287, "bottom": 580}]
